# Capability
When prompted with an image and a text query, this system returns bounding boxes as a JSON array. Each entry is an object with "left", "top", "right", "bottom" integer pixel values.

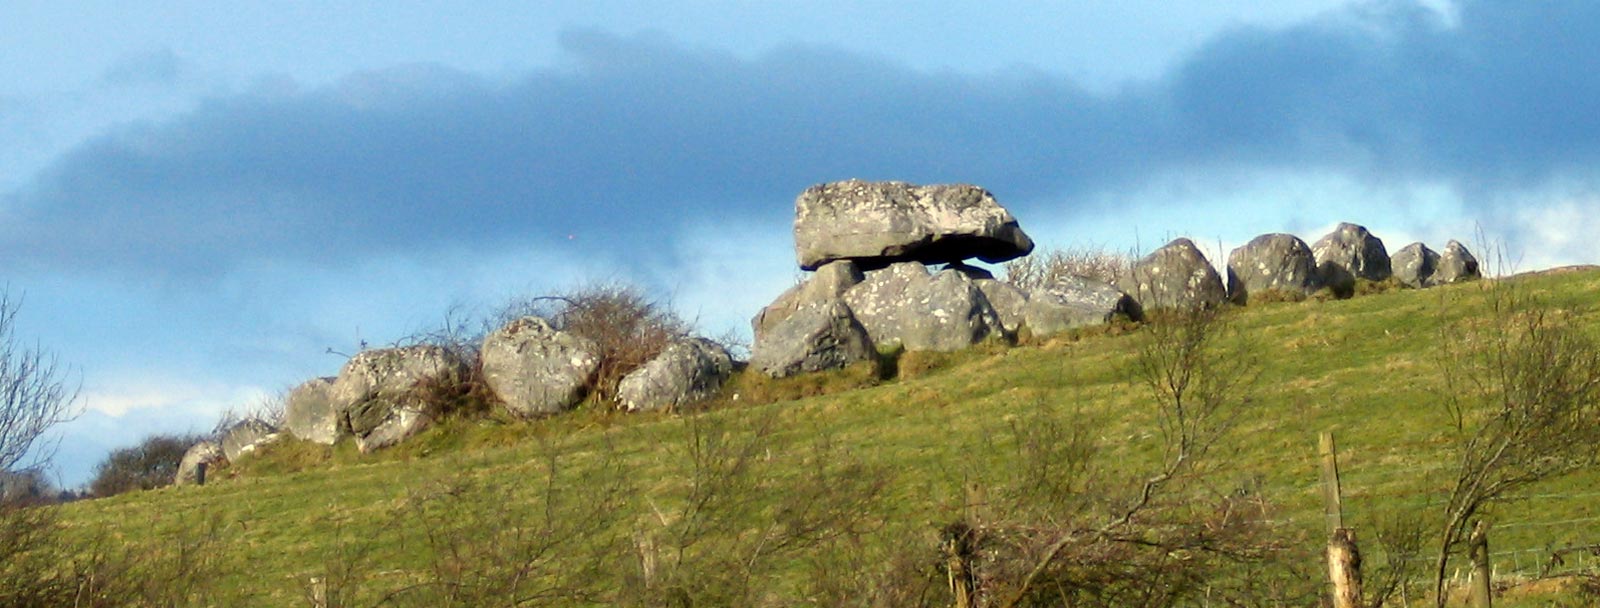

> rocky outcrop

[
  {"left": 617, "top": 338, "right": 735, "bottom": 412},
  {"left": 749, "top": 299, "right": 875, "bottom": 378},
  {"left": 1436, "top": 240, "right": 1482, "bottom": 284},
  {"left": 480, "top": 317, "right": 600, "bottom": 418},
  {"left": 1391, "top": 242, "right": 1440, "bottom": 288},
  {"left": 751, "top": 260, "right": 864, "bottom": 341},
  {"left": 1024, "top": 276, "right": 1142, "bottom": 337},
  {"left": 844, "top": 264, "right": 1004, "bottom": 351},
  {"left": 331, "top": 345, "right": 468, "bottom": 452},
  {"left": 1226, "top": 233, "right": 1321, "bottom": 303},
  {"left": 283, "top": 377, "right": 340, "bottom": 445},
  {"left": 1312, "top": 223, "right": 1392, "bottom": 296},
  {"left": 220, "top": 419, "right": 279, "bottom": 462},
  {"left": 175, "top": 441, "right": 225, "bottom": 486},
  {"left": 794, "top": 180, "right": 1033, "bottom": 270},
  {"left": 1118, "top": 238, "right": 1227, "bottom": 309}
]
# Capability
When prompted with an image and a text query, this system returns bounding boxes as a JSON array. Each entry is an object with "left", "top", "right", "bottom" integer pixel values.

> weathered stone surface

[
  {"left": 617, "top": 338, "right": 735, "bottom": 412},
  {"left": 1024, "top": 276, "right": 1142, "bottom": 337},
  {"left": 973, "top": 277, "right": 1029, "bottom": 337},
  {"left": 1435, "top": 240, "right": 1482, "bottom": 284},
  {"left": 795, "top": 180, "right": 1034, "bottom": 270},
  {"left": 1312, "top": 223, "right": 1392, "bottom": 296},
  {"left": 1226, "top": 233, "right": 1321, "bottom": 303},
  {"left": 330, "top": 345, "right": 468, "bottom": 452},
  {"left": 283, "top": 377, "right": 340, "bottom": 445},
  {"left": 480, "top": 317, "right": 600, "bottom": 418},
  {"left": 844, "top": 263, "right": 1004, "bottom": 351},
  {"left": 220, "top": 419, "right": 279, "bottom": 463},
  {"left": 175, "top": 441, "right": 225, "bottom": 486},
  {"left": 751, "top": 261, "right": 864, "bottom": 341},
  {"left": 749, "top": 299, "right": 875, "bottom": 378},
  {"left": 1391, "top": 242, "right": 1440, "bottom": 288},
  {"left": 1118, "top": 238, "right": 1227, "bottom": 309}
]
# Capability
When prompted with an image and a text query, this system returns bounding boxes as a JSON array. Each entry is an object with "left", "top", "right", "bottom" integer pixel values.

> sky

[{"left": 7, "top": 0, "right": 1600, "bottom": 486}]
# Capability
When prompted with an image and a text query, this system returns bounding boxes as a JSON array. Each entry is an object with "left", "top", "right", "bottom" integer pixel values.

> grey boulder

[
  {"left": 331, "top": 345, "right": 468, "bottom": 452},
  {"left": 972, "top": 277, "right": 1029, "bottom": 337},
  {"left": 1118, "top": 238, "right": 1227, "bottom": 310},
  {"left": 794, "top": 180, "right": 1034, "bottom": 270},
  {"left": 1226, "top": 233, "right": 1321, "bottom": 303},
  {"left": 283, "top": 377, "right": 340, "bottom": 445},
  {"left": 1436, "top": 240, "right": 1482, "bottom": 284},
  {"left": 751, "top": 260, "right": 864, "bottom": 341},
  {"left": 617, "top": 338, "right": 735, "bottom": 412},
  {"left": 1391, "top": 242, "right": 1441, "bottom": 288},
  {"left": 844, "top": 263, "right": 1005, "bottom": 351},
  {"left": 175, "top": 441, "right": 226, "bottom": 486},
  {"left": 1024, "top": 276, "right": 1142, "bottom": 337},
  {"left": 749, "top": 299, "right": 876, "bottom": 378},
  {"left": 1312, "top": 223, "right": 1392, "bottom": 296},
  {"left": 480, "top": 317, "right": 600, "bottom": 418},
  {"left": 220, "top": 419, "right": 279, "bottom": 462}
]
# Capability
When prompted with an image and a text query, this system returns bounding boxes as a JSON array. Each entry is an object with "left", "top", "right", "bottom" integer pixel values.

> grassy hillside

[{"left": 52, "top": 268, "right": 1600, "bottom": 606}]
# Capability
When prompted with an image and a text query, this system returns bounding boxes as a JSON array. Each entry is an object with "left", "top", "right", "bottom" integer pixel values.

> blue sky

[{"left": 7, "top": 0, "right": 1599, "bottom": 486}]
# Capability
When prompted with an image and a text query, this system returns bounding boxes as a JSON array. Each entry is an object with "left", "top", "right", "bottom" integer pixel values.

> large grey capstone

[
  {"left": 843, "top": 263, "right": 1005, "bottom": 351},
  {"left": 1436, "top": 240, "right": 1482, "bottom": 284},
  {"left": 1391, "top": 242, "right": 1440, "bottom": 288},
  {"left": 749, "top": 299, "right": 875, "bottom": 378},
  {"left": 1312, "top": 223, "right": 1392, "bottom": 296},
  {"left": 480, "top": 317, "right": 600, "bottom": 418},
  {"left": 1024, "top": 276, "right": 1142, "bottom": 337},
  {"left": 751, "top": 260, "right": 864, "bottom": 341},
  {"left": 283, "top": 377, "right": 340, "bottom": 445},
  {"left": 617, "top": 338, "right": 735, "bottom": 412},
  {"left": 220, "top": 419, "right": 279, "bottom": 463},
  {"left": 175, "top": 441, "right": 225, "bottom": 486},
  {"left": 1118, "top": 238, "right": 1227, "bottom": 310},
  {"left": 794, "top": 180, "right": 1034, "bottom": 270},
  {"left": 331, "top": 345, "right": 468, "bottom": 452},
  {"left": 1226, "top": 233, "right": 1321, "bottom": 303}
]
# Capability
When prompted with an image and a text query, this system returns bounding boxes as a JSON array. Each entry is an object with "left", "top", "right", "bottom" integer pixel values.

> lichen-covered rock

[
  {"left": 617, "top": 338, "right": 735, "bottom": 412},
  {"left": 1024, "top": 276, "right": 1142, "bottom": 337},
  {"left": 1312, "top": 223, "right": 1392, "bottom": 296},
  {"left": 751, "top": 260, "right": 864, "bottom": 341},
  {"left": 220, "top": 419, "right": 279, "bottom": 463},
  {"left": 973, "top": 277, "right": 1029, "bottom": 337},
  {"left": 330, "top": 345, "right": 468, "bottom": 452},
  {"left": 175, "top": 441, "right": 225, "bottom": 486},
  {"left": 843, "top": 264, "right": 1004, "bottom": 351},
  {"left": 794, "top": 180, "right": 1034, "bottom": 270},
  {"left": 1391, "top": 242, "right": 1440, "bottom": 288},
  {"left": 1436, "top": 240, "right": 1482, "bottom": 284},
  {"left": 749, "top": 299, "right": 875, "bottom": 378},
  {"left": 283, "top": 377, "right": 340, "bottom": 445},
  {"left": 1118, "top": 238, "right": 1227, "bottom": 310},
  {"left": 1226, "top": 233, "right": 1321, "bottom": 303},
  {"left": 480, "top": 317, "right": 600, "bottom": 418}
]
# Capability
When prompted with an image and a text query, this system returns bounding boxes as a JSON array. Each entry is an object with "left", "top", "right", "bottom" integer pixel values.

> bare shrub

[
  {"left": 88, "top": 432, "right": 205, "bottom": 497},
  {"left": 1003, "top": 246, "right": 1133, "bottom": 291},
  {"left": 0, "top": 291, "right": 79, "bottom": 475}
]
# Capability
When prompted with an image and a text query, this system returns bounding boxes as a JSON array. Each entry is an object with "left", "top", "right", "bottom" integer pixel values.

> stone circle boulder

[
  {"left": 1024, "top": 276, "right": 1142, "bottom": 337},
  {"left": 843, "top": 263, "right": 1004, "bottom": 351},
  {"left": 751, "top": 260, "right": 864, "bottom": 341},
  {"left": 1312, "top": 223, "right": 1392, "bottom": 296},
  {"left": 220, "top": 419, "right": 279, "bottom": 462},
  {"left": 1391, "top": 242, "right": 1440, "bottom": 288},
  {"left": 480, "top": 317, "right": 601, "bottom": 418},
  {"left": 330, "top": 345, "right": 468, "bottom": 452},
  {"left": 749, "top": 299, "right": 875, "bottom": 378},
  {"left": 794, "top": 180, "right": 1034, "bottom": 270},
  {"left": 175, "top": 441, "right": 225, "bottom": 486},
  {"left": 972, "top": 276, "right": 1029, "bottom": 337},
  {"left": 1118, "top": 238, "right": 1227, "bottom": 309},
  {"left": 283, "top": 377, "right": 340, "bottom": 445},
  {"left": 1436, "top": 240, "right": 1482, "bottom": 284},
  {"left": 1226, "top": 233, "right": 1321, "bottom": 303},
  {"left": 617, "top": 338, "right": 735, "bottom": 412}
]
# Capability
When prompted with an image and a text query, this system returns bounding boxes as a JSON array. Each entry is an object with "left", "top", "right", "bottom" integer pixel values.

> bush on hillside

[
  {"left": 88, "top": 433, "right": 204, "bottom": 498},
  {"left": 1003, "top": 246, "right": 1133, "bottom": 291}
]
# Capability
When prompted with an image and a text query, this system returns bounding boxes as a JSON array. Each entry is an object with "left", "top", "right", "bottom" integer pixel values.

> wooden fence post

[
  {"left": 1319, "top": 432, "right": 1344, "bottom": 533},
  {"left": 1468, "top": 520, "right": 1492, "bottom": 608},
  {"left": 1327, "top": 527, "right": 1364, "bottom": 608},
  {"left": 195, "top": 462, "right": 207, "bottom": 486}
]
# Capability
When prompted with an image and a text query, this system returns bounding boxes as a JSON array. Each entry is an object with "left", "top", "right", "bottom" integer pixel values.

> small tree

[
  {"left": 0, "top": 291, "right": 77, "bottom": 474},
  {"left": 88, "top": 433, "right": 203, "bottom": 497}
]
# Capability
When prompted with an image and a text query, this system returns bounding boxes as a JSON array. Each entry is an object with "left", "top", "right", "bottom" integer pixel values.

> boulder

[
  {"left": 1435, "top": 240, "right": 1482, "bottom": 284},
  {"left": 330, "top": 345, "right": 468, "bottom": 452},
  {"left": 751, "top": 260, "right": 864, "bottom": 341},
  {"left": 480, "top": 317, "right": 600, "bottom": 418},
  {"left": 1390, "top": 242, "right": 1440, "bottom": 288},
  {"left": 973, "top": 277, "right": 1029, "bottom": 337},
  {"left": 1024, "top": 276, "right": 1142, "bottom": 337},
  {"left": 844, "top": 263, "right": 1005, "bottom": 351},
  {"left": 283, "top": 377, "right": 340, "bottom": 445},
  {"left": 174, "top": 441, "right": 225, "bottom": 486},
  {"left": 1226, "top": 233, "right": 1321, "bottom": 303},
  {"left": 1311, "top": 223, "right": 1392, "bottom": 296},
  {"left": 749, "top": 299, "right": 876, "bottom": 378},
  {"left": 220, "top": 419, "right": 279, "bottom": 463},
  {"left": 1118, "top": 238, "right": 1227, "bottom": 309},
  {"left": 794, "top": 180, "right": 1034, "bottom": 270},
  {"left": 617, "top": 338, "right": 735, "bottom": 412}
]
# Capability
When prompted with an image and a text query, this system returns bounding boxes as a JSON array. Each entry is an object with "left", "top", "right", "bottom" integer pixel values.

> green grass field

[{"left": 51, "top": 268, "right": 1600, "bottom": 606}]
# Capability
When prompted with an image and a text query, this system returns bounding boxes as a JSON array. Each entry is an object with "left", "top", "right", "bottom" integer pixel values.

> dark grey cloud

[{"left": 6, "top": 1, "right": 1600, "bottom": 278}]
